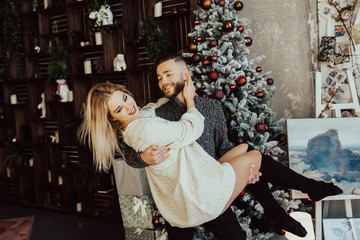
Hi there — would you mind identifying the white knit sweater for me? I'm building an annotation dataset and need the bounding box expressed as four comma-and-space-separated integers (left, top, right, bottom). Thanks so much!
122, 98, 235, 228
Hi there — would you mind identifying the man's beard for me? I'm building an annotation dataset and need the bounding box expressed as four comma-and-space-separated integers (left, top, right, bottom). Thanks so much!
164, 81, 185, 98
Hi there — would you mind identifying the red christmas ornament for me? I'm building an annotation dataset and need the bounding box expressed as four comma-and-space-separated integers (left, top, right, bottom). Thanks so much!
236, 75, 247, 86
195, 36, 202, 42
237, 25, 245, 33
192, 53, 202, 64
245, 37, 253, 46
197, 0, 201, 6
266, 78, 274, 85
229, 84, 236, 91
234, 1, 244, 11
208, 71, 219, 81
235, 137, 245, 145
211, 56, 218, 62
255, 122, 267, 133
276, 134, 287, 145
218, 0, 225, 6
222, 20, 235, 33
202, 59, 210, 66
256, 91, 264, 99
188, 42, 197, 53
256, 66, 262, 72
194, 19, 200, 25
200, 0, 212, 10
214, 90, 224, 100
209, 40, 217, 47
200, 84, 206, 90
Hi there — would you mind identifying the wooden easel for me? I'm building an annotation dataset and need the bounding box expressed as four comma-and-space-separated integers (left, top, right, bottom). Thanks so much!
315, 194, 360, 240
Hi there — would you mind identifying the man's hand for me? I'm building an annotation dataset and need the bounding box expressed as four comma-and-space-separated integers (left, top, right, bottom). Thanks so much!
248, 164, 262, 184
140, 145, 170, 165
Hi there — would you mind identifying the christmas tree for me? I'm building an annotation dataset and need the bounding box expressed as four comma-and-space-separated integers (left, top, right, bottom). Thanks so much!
183, 0, 306, 239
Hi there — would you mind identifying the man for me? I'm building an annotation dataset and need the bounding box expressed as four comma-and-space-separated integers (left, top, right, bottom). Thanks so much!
122, 54, 342, 239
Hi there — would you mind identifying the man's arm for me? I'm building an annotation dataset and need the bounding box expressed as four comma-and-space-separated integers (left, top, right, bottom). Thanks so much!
123, 142, 169, 168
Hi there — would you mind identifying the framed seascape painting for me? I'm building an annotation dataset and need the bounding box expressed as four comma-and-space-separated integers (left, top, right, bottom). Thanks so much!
287, 117, 360, 199
323, 218, 360, 240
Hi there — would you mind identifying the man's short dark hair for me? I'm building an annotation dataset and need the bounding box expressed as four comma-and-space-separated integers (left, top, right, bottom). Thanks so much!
156, 54, 187, 67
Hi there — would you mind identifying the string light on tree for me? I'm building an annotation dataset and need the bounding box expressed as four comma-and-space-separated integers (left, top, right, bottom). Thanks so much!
200, 84, 206, 90
229, 84, 236, 91
194, 19, 200, 25
200, 0, 212, 10
256, 66, 262, 72
188, 42, 197, 53
195, 36, 202, 42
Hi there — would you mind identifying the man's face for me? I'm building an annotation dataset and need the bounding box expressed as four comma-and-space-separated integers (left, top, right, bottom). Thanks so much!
156, 60, 185, 98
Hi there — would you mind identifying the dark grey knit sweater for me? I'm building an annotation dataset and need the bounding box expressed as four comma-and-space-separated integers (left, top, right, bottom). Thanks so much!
123, 97, 234, 168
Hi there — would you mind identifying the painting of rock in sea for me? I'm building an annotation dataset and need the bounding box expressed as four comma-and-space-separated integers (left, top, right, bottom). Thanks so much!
287, 118, 360, 198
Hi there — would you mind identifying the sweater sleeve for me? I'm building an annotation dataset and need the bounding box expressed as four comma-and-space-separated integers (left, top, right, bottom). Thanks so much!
140, 98, 169, 117
122, 142, 149, 168
124, 108, 205, 152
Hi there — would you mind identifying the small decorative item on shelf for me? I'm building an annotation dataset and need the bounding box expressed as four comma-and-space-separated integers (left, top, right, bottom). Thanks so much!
10, 94, 17, 105
154, 1, 162, 18
95, 32, 103, 45
44, 0, 48, 9
113, 54, 127, 71
37, 93, 46, 118
56, 79, 70, 102
68, 90, 73, 102
88, 0, 114, 41
93, 58, 105, 73
84, 59, 92, 74
71, 31, 86, 47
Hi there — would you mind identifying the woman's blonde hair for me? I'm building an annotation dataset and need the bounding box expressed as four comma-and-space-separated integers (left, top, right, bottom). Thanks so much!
77, 82, 133, 172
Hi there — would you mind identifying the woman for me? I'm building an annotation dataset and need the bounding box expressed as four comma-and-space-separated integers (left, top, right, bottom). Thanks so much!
78, 79, 262, 228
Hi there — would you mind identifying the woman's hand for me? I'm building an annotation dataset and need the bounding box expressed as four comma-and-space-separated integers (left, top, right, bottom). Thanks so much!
183, 71, 196, 109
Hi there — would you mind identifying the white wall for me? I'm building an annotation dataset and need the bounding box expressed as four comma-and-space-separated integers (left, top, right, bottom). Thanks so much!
241, 0, 360, 220
241, 0, 316, 120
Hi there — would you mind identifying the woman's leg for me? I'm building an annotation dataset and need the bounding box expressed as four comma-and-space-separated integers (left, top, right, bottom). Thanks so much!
220, 150, 262, 213
218, 143, 248, 164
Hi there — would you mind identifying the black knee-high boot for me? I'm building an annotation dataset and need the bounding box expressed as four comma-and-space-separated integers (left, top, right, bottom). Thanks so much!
247, 179, 307, 237
259, 154, 343, 201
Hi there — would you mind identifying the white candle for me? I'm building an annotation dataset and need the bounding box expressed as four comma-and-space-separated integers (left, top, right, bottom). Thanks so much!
68, 90, 73, 102
154, 2, 162, 18
58, 176, 63, 185
6, 167, 11, 178
29, 158, 34, 167
76, 202, 82, 212
84, 60, 92, 74
55, 130, 59, 143
95, 32, 102, 45
10, 94, 17, 105
48, 170, 52, 183
44, 0, 48, 9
